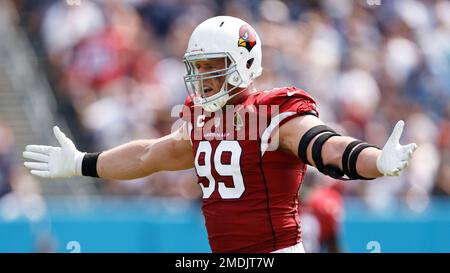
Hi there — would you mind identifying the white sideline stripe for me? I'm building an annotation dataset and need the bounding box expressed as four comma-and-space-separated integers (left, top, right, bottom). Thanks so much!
260, 112, 296, 156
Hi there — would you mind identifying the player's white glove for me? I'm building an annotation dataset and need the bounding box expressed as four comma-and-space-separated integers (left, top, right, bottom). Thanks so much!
376, 120, 417, 176
23, 126, 85, 178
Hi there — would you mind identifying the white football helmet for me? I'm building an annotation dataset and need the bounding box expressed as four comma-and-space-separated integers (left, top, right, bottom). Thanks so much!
183, 16, 263, 112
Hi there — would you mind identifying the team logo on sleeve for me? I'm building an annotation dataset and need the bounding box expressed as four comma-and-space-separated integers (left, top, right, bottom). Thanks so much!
238, 24, 257, 52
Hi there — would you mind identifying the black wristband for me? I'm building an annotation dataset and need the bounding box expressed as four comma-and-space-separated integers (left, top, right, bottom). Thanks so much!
82, 152, 101, 177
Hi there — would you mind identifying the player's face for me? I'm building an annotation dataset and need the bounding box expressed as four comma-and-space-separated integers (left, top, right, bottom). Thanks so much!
194, 58, 227, 98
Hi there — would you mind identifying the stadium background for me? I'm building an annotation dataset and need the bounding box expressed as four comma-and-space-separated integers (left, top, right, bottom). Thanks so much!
0, 0, 449, 252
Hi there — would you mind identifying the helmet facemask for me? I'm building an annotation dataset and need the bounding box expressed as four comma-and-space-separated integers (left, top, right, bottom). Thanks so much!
183, 52, 244, 112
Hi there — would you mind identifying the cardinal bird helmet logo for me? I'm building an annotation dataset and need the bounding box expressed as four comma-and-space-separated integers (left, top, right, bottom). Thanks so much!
238, 24, 257, 52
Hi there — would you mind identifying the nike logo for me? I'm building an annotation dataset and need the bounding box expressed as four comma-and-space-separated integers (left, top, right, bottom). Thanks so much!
287, 90, 299, 96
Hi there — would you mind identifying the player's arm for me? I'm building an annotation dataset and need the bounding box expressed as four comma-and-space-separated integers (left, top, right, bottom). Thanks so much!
279, 114, 417, 179
23, 124, 194, 180
97, 125, 193, 179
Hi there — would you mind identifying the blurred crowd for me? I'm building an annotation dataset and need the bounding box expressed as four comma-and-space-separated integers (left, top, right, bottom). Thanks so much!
0, 121, 14, 198
1, 0, 449, 219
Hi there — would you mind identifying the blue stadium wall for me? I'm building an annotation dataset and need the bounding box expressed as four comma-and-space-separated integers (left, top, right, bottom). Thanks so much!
0, 197, 449, 253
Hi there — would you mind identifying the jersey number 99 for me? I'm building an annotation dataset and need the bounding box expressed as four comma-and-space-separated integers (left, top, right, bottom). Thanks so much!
195, 141, 245, 199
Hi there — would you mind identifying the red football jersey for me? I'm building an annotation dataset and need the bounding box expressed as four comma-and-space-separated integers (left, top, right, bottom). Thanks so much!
180, 87, 318, 252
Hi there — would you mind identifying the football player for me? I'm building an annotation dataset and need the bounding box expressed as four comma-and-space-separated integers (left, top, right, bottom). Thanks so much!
23, 16, 417, 253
